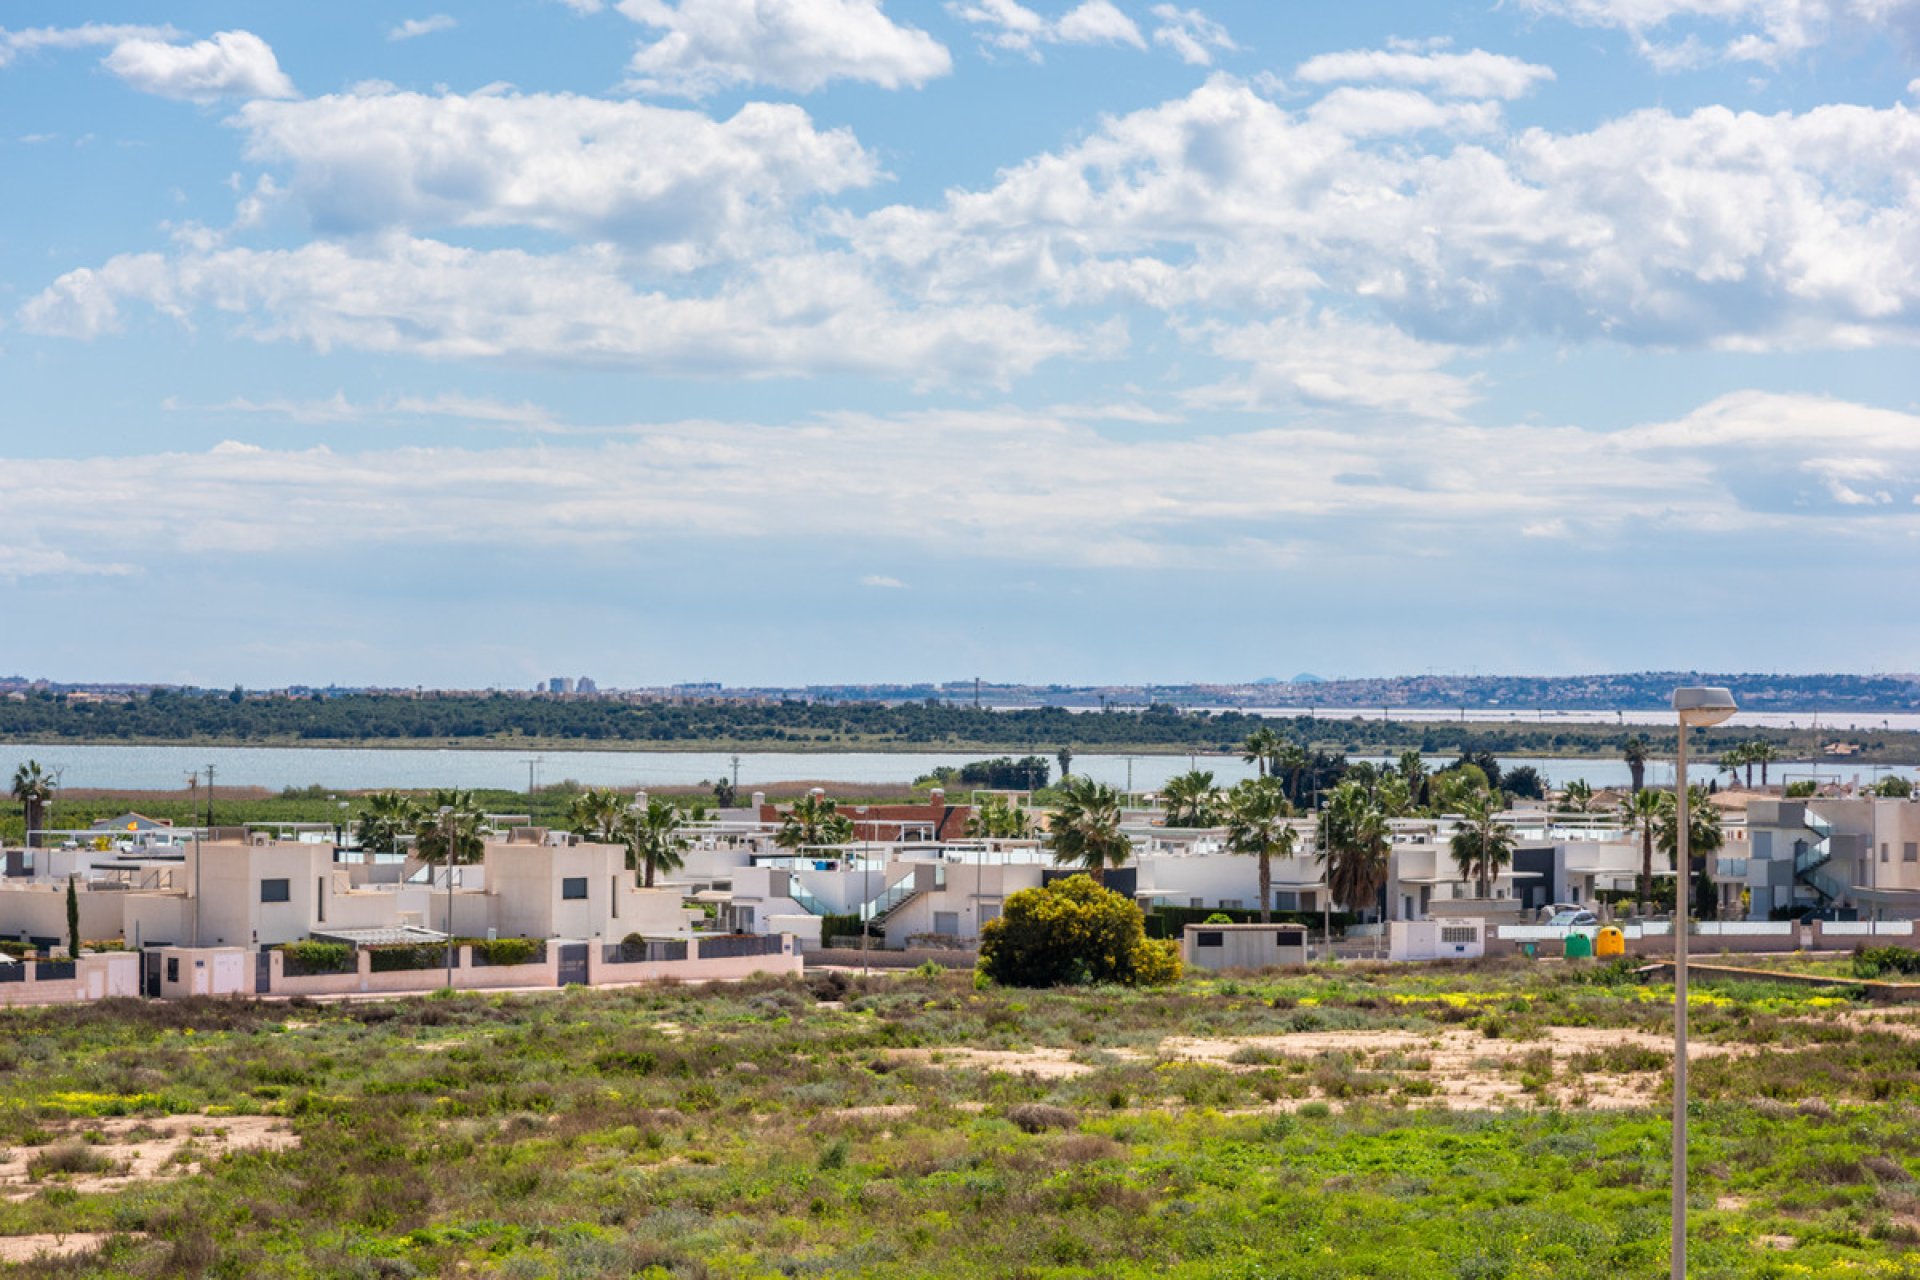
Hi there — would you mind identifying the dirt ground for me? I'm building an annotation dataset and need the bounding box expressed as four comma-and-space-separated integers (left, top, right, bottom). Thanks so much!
889, 1024, 1749, 1112
0, 1232, 144, 1263
0, 1114, 297, 1201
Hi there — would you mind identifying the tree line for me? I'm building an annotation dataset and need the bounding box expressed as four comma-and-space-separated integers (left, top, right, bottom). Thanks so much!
1, 690, 1900, 759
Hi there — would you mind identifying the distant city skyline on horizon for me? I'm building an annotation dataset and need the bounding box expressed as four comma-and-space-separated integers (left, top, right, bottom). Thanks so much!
5, 2, 1918, 686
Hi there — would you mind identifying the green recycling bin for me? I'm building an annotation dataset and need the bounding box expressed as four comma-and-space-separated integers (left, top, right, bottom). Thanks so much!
1563, 932, 1594, 959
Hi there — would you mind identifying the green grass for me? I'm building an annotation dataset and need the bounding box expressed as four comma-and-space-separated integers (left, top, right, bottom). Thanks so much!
1, 963, 1918, 1276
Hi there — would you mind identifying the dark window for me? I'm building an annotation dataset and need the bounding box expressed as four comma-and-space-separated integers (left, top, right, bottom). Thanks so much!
561, 877, 588, 900
1196, 931, 1223, 948
166, 958, 179, 983
260, 878, 291, 903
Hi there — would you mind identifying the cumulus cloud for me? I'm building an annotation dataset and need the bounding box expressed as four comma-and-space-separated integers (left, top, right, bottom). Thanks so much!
0, 23, 178, 67
388, 15, 457, 41
233, 90, 878, 266
1186, 311, 1479, 418
849, 78, 1920, 352
949, 0, 1145, 56
8, 393, 1916, 576
1293, 48, 1555, 99
618, 0, 951, 96
103, 30, 297, 101
18, 237, 1084, 387
1149, 5, 1235, 66
1516, 0, 1920, 66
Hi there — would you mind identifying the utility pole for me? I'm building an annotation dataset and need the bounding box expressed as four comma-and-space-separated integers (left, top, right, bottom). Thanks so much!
204, 763, 216, 830
974, 677, 981, 710
731, 755, 741, 788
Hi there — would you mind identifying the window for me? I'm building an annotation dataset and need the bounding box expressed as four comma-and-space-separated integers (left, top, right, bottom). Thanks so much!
933, 911, 959, 936
316, 878, 326, 922
561, 877, 588, 900
1196, 931, 1223, 948
1441, 926, 1478, 944
260, 879, 290, 903
611, 877, 620, 918
1905, 843, 1918, 864
166, 958, 179, 983
1883, 843, 1891, 863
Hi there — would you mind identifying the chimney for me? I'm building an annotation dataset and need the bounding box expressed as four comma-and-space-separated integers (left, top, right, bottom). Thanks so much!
751, 791, 766, 809
930, 788, 945, 808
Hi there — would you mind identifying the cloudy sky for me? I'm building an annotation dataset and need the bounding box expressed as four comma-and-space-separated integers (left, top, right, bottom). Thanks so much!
3, 1, 1918, 689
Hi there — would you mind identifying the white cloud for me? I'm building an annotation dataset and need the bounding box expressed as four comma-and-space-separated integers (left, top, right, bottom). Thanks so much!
103, 30, 297, 101
1187, 311, 1479, 418
860, 574, 908, 588
618, 0, 951, 96
174, 390, 559, 430
0, 544, 134, 582
1149, 5, 1235, 66
233, 90, 878, 265
388, 15, 457, 42
949, 0, 1145, 55
1516, 0, 1920, 66
1293, 48, 1556, 99
9, 393, 1916, 577
850, 78, 1920, 352
19, 237, 1085, 387
0, 23, 178, 67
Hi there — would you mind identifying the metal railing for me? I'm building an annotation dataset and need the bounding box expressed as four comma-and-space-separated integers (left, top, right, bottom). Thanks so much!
697, 934, 785, 960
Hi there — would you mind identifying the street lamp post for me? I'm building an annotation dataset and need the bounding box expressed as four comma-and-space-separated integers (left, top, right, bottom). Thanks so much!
438, 805, 456, 991
1671, 686, 1738, 1280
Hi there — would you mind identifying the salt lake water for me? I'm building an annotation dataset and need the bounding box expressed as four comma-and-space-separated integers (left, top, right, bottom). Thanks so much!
4, 742, 1914, 796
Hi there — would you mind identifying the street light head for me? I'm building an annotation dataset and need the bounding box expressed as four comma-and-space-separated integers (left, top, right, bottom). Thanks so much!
1673, 686, 1737, 728
437, 805, 455, 816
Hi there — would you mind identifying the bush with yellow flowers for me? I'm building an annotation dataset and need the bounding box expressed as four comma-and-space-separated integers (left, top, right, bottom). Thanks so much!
977, 874, 1181, 988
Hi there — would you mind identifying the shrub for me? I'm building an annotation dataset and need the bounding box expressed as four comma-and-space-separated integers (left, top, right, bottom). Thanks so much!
1203, 912, 1234, 924
1854, 946, 1920, 980
1006, 1103, 1076, 1133
280, 941, 354, 976
368, 943, 453, 973
469, 937, 540, 967
820, 914, 864, 944
977, 875, 1182, 988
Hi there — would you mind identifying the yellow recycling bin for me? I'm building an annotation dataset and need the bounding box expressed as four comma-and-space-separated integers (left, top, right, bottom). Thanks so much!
1594, 926, 1625, 959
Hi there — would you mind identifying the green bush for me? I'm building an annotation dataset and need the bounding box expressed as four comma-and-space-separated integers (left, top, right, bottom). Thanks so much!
368, 943, 453, 972
977, 875, 1181, 988
1853, 946, 1920, 979
1143, 905, 1352, 938
280, 941, 354, 976
469, 937, 540, 967
820, 913, 864, 944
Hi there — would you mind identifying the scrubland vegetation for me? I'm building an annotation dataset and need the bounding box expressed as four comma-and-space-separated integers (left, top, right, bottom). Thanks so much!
2, 961, 1920, 1276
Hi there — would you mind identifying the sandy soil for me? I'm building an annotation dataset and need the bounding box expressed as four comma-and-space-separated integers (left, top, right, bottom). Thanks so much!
888, 1025, 1755, 1112
0, 1114, 297, 1201
0, 1232, 145, 1262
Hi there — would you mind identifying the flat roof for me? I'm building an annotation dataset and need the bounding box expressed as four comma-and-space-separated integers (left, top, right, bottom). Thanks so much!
309, 925, 448, 947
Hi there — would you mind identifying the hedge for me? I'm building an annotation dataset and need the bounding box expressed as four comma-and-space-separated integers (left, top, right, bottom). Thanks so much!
368, 942, 457, 972
280, 941, 354, 976
1143, 905, 1354, 939
468, 937, 541, 967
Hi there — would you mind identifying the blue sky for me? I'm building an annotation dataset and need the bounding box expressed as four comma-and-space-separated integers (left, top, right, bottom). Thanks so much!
3, 0, 1918, 689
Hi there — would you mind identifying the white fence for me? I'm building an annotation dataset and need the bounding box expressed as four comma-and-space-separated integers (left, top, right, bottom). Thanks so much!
1819, 921, 1915, 937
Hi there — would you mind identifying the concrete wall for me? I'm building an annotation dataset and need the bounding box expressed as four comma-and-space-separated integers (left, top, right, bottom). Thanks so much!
1389, 920, 1487, 961
0, 953, 139, 1006
156, 946, 251, 998
0, 883, 130, 946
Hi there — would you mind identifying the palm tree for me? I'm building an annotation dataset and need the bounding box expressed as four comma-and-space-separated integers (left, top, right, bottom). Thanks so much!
355, 790, 421, 854
1160, 769, 1220, 828
568, 786, 626, 843
621, 796, 687, 887
1316, 780, 1390, 921
1752, 742, 1779, 788
967, 795, 1032, 839
10, 761, 55, 849
1224, 777, 1296, 923
774, 792, 854, 852
412, 802, 486, 864
1373, 772, 1414, 818
1622, 736, 1650, 794
1717, 749, 1746, 791
1275, 742, 1311, 806
1558, 779, 1594, 814
1047, 776, 1133, 886
1449, 790, 1515, 898
1623, 788, 1663, 912
1398, 749, 1427, 807
1240, 727, 1281, 779
1055, 746, 1074, 783
1656, 786, 1725, 919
